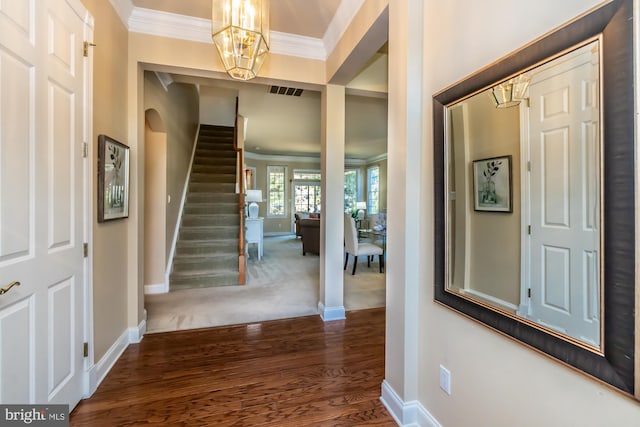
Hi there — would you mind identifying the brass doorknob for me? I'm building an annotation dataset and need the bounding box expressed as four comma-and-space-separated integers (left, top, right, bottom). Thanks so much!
0, 281, 21, 295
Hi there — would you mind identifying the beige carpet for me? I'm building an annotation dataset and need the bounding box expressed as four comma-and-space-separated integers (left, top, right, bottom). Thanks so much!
145, 235, 386, 333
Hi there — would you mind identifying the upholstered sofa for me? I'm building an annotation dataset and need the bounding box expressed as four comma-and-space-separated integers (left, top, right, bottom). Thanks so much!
298, 218, 320, 255
294, 212, 320, 238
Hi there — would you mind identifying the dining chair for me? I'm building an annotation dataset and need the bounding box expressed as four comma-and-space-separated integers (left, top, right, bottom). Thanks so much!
344, 214, 384, 275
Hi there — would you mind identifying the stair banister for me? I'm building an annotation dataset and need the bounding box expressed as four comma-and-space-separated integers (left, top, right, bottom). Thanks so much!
234, 97, 246, 285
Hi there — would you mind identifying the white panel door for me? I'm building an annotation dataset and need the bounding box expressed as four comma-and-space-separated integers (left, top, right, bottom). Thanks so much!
0, 0, 89, 408
528, 43, 600, 346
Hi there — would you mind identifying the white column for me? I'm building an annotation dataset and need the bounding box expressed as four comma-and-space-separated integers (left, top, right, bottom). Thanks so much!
318, 84, 346, 321
381, 0, 423, 416
127, 63, 145, 333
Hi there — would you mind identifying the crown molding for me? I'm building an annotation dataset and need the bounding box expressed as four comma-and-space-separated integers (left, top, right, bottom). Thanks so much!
127, 7, 327, 60
107, 0, 363, 60
245, 150, 383, 166
366, 153, 387, 163
323, 0, 365, 57
129, 8, 212, 44
245, 151, 320, 163
108, 0, 134, 28
345, 158, 365, 166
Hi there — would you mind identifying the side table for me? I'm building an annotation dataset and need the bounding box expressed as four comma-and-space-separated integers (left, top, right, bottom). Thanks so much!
245, 217, 264, 260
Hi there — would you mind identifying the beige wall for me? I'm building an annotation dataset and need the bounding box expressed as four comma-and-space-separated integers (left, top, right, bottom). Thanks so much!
143, 72, 199, 266
466, 92, 521, 306
81, 0, 129, 362
199, 86, 236, 126
128, 33, 326, 87
143, 122, 167, 286
410, 0, 640, 425
326, 0, 388, 83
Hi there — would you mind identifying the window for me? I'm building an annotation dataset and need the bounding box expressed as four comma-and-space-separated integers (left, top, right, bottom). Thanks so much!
293, 170, 321, 181
294, 183, 321, 213
344, 169, 358, 212
367, 166, 380, 214
293, 169, 321, 213
267, 165, 287, 217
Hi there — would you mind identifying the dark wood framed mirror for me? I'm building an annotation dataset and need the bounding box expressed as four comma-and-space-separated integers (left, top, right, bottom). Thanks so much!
433, 0, 635, 397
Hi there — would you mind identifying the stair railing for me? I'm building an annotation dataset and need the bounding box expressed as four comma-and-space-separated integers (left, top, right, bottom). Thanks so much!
234, 97, 246, 285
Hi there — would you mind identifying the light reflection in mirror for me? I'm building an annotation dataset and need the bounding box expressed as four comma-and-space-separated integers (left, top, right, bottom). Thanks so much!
445, 39, 602, 349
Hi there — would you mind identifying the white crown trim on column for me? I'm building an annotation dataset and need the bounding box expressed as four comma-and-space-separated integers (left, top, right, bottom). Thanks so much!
323, 0, 365, 57
108, 0, 134, 28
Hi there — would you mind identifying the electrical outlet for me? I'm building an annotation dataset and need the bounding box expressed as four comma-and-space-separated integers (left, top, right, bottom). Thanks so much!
439, 365, 451, 395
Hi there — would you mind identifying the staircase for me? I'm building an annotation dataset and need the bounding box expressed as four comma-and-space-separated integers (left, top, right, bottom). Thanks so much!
170, 125, 241, 290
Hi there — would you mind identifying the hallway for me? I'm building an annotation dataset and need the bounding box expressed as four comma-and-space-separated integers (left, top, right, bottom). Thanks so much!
70, 308, 394, 426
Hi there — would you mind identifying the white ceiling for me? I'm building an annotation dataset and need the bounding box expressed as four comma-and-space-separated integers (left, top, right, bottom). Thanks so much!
132, 0, 388, 160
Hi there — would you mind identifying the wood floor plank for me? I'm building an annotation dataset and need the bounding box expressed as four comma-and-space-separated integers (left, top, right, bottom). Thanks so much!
71, 308, 396, 426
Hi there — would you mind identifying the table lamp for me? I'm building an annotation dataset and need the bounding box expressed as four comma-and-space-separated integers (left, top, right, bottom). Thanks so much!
356, 201, 367, 220
246, 190, 263, 219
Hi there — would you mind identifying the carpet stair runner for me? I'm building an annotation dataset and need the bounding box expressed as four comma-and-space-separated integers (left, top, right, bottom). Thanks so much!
170, 125, 240, 290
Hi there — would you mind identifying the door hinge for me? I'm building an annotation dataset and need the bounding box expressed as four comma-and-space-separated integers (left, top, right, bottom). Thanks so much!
83, 41, 96, 57
82, 142, 88, 158
527, 161, 531, 172
83, 242, 88, 258
83, 342, 89, 358
527, 225, 531, 235
527, 288, 532, 298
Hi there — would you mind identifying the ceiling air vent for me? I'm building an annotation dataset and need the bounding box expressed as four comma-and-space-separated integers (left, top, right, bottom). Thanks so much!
269, 86, 303, 96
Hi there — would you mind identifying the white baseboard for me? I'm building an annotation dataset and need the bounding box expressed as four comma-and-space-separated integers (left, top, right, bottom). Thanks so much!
460, 288, 518, 312
129, 317, 146, 343
86, 317, 146, 396
87, 328, 129, 396
318, 302, 345, 321
144, 282, 168, 294
380, 380, 441, 427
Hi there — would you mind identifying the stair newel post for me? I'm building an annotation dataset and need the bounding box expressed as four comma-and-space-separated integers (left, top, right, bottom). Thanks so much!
235, 97, 246, 285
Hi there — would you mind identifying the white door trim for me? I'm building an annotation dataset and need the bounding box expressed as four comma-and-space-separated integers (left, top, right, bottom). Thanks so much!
518, 101, 531, 317
78, 1, 95, 400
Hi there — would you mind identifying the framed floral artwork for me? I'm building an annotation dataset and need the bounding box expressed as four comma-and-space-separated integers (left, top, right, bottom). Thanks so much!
98, 135, 130, 222
472, 155, 512, 212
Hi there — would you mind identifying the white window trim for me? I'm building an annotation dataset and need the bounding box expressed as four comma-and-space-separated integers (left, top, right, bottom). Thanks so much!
293, 169, 321, 181
367, 165, 380, 214
344, 168, 360, 211
267, 165, 288, 218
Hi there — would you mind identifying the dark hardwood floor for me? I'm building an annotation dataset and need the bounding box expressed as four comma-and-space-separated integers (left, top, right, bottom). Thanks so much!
71, 307, 396, 426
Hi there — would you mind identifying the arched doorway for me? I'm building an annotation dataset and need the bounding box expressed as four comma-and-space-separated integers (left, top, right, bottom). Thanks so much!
144, 109, 168, 293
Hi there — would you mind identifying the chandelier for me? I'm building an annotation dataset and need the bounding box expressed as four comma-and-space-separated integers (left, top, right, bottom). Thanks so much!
489, 74, 530, 108
211, 0, 270, 81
